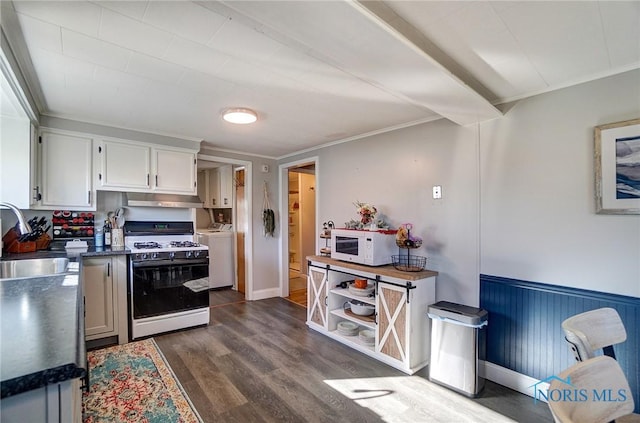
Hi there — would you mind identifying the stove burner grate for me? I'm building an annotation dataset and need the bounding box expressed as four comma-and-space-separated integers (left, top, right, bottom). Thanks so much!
169, 241, 201, 248
133, 241, 161, 249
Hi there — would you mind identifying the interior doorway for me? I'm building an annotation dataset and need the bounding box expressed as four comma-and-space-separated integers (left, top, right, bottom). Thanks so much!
280, 159, 318, 307
197, 154, 253, 300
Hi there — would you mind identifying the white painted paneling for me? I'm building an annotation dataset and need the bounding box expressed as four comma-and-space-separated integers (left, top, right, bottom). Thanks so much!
98, 9, 173, 58
95, 0, 148, 21
599, 2, 640, 67
480, 70, 640, 297
162, 36, 229, 76
13, 1, 101, 37
126, 53, 185, 84
207, 19, 282, 62
15, 13, 62, 53
61, 30, 132, 71
144, 1, 226, 44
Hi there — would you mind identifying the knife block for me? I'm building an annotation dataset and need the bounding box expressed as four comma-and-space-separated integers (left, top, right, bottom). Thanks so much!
2, 228, 46, 253
6, 240, 37, 253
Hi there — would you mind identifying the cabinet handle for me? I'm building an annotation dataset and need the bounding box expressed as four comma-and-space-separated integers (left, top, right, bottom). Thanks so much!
155, 175, 158, 186
87, 190, 91, 204
147, 174, 150, 185
325, 296, 328, 306
32, 186, 41, 201
224, 198, 228, 205
107, 262, 110, 277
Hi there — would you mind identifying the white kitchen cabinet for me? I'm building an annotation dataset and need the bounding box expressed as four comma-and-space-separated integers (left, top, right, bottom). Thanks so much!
197, 170, 213, 207
307, 255, 437, 374
95, 139, 151, 190
38, 129, 94, 210
95, 139, 197, 195
216, 164, 233, 208
0, 377, 82, 423
82, 255, 128, 344
197, 165, 233, 208
153, 147, 196, 194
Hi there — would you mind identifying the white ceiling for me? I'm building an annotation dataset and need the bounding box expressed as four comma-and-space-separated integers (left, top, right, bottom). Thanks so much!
4, 1, 639, 158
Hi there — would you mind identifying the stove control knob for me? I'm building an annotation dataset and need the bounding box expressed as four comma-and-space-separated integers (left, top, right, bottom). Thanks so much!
141, 253, 148, 260
151, 252, 159, 259
193, 250, 201, 258
186, 251, 193, 258
169, 252, 175, 260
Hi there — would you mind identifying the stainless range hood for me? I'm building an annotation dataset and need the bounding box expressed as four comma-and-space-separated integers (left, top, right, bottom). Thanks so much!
125, 193, 204, 208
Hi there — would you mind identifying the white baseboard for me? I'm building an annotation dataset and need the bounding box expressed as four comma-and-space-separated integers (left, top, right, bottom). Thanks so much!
480, 361, 549, 403
250, 287, 282, 301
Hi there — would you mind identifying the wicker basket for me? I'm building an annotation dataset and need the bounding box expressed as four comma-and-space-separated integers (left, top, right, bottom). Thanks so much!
395, 238, 423, 248
391, 254, 427, 272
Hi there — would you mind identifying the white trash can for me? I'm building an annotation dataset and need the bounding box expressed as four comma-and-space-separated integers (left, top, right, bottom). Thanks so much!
427, 301, 488, 397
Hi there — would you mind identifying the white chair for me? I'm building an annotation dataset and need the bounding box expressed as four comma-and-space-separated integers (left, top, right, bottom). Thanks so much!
548, 356, 640, 423
562, 307, 627, 361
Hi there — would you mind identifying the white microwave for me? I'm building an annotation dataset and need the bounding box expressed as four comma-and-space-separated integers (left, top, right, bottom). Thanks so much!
330, 228, 397, 266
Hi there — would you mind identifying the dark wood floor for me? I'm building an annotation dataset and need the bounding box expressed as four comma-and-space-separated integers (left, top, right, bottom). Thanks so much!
154, 292, 554, 423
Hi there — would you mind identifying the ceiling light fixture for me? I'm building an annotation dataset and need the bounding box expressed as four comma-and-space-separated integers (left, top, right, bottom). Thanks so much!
222, 108, 257, 124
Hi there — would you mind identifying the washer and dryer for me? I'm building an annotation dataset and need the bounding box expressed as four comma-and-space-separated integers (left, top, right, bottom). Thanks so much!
197, 227, 235, 289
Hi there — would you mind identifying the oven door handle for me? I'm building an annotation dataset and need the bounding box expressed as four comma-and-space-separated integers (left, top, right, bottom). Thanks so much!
132, 259, 209, 268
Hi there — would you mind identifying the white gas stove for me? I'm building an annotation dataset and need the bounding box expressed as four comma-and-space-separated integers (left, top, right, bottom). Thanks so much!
124, 221, 210, 340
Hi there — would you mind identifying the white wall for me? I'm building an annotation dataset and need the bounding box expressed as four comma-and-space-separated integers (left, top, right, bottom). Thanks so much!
284, 119, 482, 305
282, 69, 640, 304
480, 70, 640, 298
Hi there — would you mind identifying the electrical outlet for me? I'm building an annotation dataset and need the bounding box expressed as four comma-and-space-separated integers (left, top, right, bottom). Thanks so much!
432, 185, 442, 199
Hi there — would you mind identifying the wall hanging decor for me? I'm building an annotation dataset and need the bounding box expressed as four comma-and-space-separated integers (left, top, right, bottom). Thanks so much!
594, 118, 640, 214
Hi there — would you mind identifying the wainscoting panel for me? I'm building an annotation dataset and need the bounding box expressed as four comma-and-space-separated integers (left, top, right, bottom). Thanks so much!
480, 274, 639, 412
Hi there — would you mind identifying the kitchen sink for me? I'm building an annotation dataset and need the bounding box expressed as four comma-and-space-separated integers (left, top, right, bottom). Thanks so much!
0, 258, 69, 279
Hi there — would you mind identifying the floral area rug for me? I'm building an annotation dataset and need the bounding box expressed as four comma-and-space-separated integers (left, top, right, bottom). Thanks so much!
83, 338, 203, 423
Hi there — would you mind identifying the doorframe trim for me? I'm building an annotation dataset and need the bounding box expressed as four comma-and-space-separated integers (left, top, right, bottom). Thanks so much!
198, 154, 253, 300
278, 156, 319, 297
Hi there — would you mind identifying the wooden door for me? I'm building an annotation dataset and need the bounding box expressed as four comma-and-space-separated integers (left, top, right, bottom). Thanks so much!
235, 169, 246, 294
377, 282, 408, 364
307, 266, 328, 328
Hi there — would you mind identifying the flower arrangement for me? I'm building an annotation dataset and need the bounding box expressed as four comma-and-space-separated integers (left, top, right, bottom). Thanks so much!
344, 201, 389, 229
396, 223, 423, 248
354, 201, 377, 225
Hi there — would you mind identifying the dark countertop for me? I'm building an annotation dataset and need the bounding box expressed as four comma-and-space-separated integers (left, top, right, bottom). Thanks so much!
0, 272, 86, 398
1, 246, 130, 261
0, 246, 129, 398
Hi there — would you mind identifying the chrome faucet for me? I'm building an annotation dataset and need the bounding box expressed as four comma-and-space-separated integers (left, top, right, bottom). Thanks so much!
0, 202, 33, 234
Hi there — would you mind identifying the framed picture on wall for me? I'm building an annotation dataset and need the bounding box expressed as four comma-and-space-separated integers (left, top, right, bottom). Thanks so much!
595, 118, 640, 214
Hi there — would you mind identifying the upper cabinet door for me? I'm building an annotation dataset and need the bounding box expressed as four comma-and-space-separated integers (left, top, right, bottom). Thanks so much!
217, 164, 233, 208
40, 130, 94, 210
152, 148, 196, 194
96, 140, 151, 191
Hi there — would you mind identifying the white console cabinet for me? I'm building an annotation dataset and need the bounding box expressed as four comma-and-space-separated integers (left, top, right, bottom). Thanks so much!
307, 255, 437, 374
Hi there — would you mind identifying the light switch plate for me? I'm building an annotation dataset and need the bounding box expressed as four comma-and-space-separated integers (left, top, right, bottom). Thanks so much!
433, 185, 442, 199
